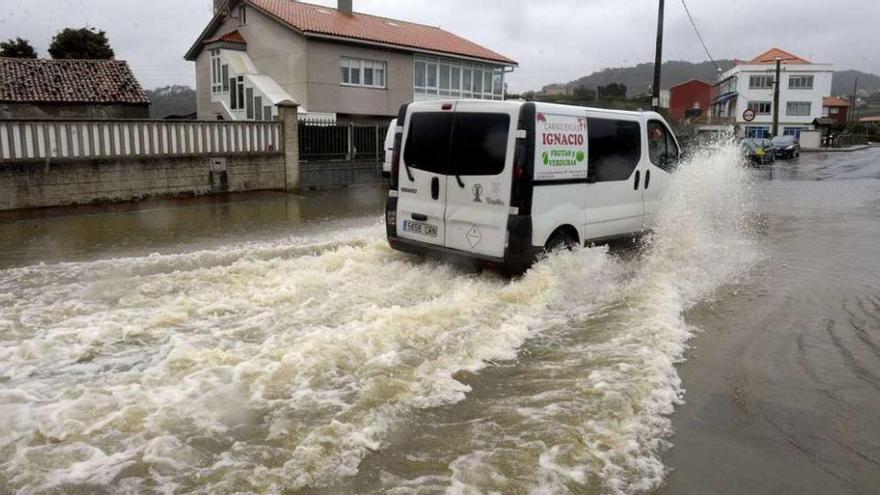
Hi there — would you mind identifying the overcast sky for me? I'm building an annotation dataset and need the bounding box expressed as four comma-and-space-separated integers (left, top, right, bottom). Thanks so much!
3, 0, 878, 92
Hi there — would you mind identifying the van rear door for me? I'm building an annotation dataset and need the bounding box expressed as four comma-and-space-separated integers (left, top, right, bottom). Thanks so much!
443, 102, 517, 258
396, 104, 452, 247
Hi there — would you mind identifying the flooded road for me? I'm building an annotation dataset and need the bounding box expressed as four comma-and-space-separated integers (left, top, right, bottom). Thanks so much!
0, 146, 877, 494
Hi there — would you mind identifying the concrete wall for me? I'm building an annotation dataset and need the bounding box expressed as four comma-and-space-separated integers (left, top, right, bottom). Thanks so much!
0, 153, 285, 211
306, 39, 413, 118
0, 103, 149, 120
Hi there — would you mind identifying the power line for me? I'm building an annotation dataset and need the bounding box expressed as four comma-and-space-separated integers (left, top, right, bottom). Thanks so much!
680, 0, 719, 73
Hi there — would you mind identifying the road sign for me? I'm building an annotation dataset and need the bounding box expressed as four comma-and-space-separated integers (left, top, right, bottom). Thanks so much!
743, 108, 756, 122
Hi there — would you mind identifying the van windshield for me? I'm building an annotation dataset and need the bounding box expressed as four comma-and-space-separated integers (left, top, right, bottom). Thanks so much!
404, 112, 510, 176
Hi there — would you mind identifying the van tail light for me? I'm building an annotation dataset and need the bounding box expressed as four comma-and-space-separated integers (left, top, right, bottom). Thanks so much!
510, 139, 528, 210
390, 132, 402, 190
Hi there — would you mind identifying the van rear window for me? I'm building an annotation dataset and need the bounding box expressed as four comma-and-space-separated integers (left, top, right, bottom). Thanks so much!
587, 119, 642, 182
403, 112, 510, 176
403, 112, 453, 175
450, 114, 510, 176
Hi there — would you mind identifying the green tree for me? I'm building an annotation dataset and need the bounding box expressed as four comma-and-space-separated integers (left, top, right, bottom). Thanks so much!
0, 38, 37, 58
48, 27, 114, 60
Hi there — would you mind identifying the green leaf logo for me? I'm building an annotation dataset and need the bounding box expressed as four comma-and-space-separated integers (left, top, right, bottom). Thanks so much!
576, 151, 585, 162
542, 152, 549, 165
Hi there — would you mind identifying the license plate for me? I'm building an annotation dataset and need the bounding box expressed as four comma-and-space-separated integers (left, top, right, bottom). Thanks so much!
402, 220, 438, 237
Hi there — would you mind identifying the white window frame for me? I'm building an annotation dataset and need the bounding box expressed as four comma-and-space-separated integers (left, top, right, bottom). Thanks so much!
340, 57, 387, 89
786, 101, 812, 116
749, 75, 773, 89
829, 107, 839, 115
413, 55, 505, 100
788, 75, 814, 90
210, 49, 223, 94
747, 101, 772, 115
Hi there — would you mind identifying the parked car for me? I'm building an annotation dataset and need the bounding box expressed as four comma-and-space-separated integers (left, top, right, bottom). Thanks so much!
740, 138, 775, 165
771, 135, 801, 159
386, 100, 680, 274
382, 118, 398, 179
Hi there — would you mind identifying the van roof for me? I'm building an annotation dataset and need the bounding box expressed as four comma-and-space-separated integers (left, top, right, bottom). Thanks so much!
406, 100, 659, 118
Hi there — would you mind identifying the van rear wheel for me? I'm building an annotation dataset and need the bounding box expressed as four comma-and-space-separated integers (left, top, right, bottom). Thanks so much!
545, 230, 578, 252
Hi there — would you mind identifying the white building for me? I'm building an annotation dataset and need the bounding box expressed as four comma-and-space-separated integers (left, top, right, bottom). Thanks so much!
711, 48, 833, 138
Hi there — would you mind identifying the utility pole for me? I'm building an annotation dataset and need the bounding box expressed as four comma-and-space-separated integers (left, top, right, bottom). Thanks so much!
771, 57, 781, 137
652, 0, 665, 112
850, 76, 858, 128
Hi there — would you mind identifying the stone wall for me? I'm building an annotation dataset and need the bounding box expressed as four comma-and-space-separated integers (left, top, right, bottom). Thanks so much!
0, 103, 150, 120
0, 153, 285, 211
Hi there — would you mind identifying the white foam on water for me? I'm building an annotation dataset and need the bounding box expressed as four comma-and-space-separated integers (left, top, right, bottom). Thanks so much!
0, 143, 759, 494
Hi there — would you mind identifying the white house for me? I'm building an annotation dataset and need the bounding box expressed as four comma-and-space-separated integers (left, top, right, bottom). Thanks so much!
711, 48, 833, 138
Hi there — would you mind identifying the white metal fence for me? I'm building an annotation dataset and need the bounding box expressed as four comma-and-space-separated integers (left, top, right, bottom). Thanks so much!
0, 120, 283, 162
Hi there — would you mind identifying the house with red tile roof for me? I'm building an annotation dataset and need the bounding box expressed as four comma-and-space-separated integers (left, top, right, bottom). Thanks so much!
710, 48, 834, 139
0, 58, 149, 119
821, 96, 850, 125
185, 0, 518, 122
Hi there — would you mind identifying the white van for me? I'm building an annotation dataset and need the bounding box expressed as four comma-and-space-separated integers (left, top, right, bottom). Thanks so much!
385, 101, 681, 273
382, 118, 397, 179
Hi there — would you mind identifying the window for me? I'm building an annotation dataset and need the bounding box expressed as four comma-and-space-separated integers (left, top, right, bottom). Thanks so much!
829, 107, 839, 115
783, 127, 805, 137
414, 60, 426, 91
403, 112, 510, 176
449, 113, 510, 176
340, 57, 386, 88
210, 50, 222, 93
439, 64, 450, 95
786, 101, 811, 116
747, 101, 771, 115
245, 87, 254, 119
426, 61, 437, 88
749, 75, 773, 89
746, 126, 770, 138
789, 75, 813, 89
364, 63, 374, 86
404, 112, 453, 175
236, 76, 244, 110
413, 56, 505, 100
647, 120, 680, 172
229, 77, 238, 109
587, 119, 642, 181
239, 5, 247, 25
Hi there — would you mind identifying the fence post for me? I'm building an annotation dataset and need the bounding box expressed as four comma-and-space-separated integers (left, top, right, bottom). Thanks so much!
277, 100, 301, 191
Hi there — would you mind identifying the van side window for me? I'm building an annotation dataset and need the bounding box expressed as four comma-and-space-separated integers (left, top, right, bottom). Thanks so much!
648, 121, 680, 172
587, 118, 642, 182
450, 114, 509, 176
404, 112, 453, 174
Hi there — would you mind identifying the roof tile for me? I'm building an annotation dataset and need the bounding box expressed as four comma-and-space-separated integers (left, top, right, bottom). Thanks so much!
749, 48, 811, 65
248, 0, 516, 65
823, 96, 850, 107
0, 58, 149, 105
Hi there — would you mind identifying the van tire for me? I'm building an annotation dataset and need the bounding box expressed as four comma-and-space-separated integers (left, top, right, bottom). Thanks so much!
545, 228, 578, 252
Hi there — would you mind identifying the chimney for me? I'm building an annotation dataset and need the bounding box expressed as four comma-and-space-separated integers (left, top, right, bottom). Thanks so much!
213, 0, 227, 15
338, 0, 353, 15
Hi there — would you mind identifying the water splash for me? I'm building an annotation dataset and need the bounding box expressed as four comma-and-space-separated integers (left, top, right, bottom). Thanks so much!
0, 144, 759, 494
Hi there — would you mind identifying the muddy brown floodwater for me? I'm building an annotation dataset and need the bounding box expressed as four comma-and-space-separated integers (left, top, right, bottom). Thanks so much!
0, 146, 878, 494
